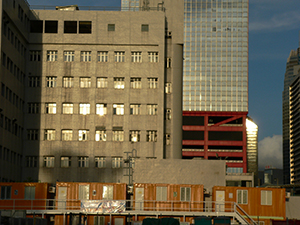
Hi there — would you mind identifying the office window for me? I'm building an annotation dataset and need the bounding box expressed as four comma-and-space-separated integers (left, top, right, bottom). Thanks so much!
79, 103, 90, 115
79, 130, 89, 141
130, 104, 140, 115
130, 78, 141, 89
44, 129, 55, 141
26, 156, 37, 167
130, 130, 140, 142
108, 24, 115, 31
261, 190, 272, 205
165, 83, 172, 93
112, 157, 122, 168
147, 104, 157, 115
96, 104, 107, 116
147, 130, 157, 142
43, 156, 55, 168
45, 103, 56, 114
103, 185, 113, 200
81, 51, 91, 62
98, 51, 108, 62
79, 21, 92, 34
113, 128, 124, 142
0, 186, 11, 199
30, 20, 43, 33
47, 50, 57, 61
156, 186, 167, 201
62, 130, 72, 141
95, 129, 106, 141
97, 77, 108, 88
115, 51, 125, 62
27, 130, 38, 140
62, 103, 73, 114
45, 20, 58, 33
63, 77, 74, 88
114, 77, 125, 89
78, 156, 89, 167
148, 78, 158, 89
166, 57, 171, 68
28, 76, 40, 87
64, 51, 74, 62
80, 77, 91, 88
64, 21, 77, 33
24, 186, 35, 200
61, 156, 71, 167
237, 190, 248, 204
131, 52, 142, 62
30, 51, 41, 61
180, 187, 191, 201
166, 109, 171, 120
113, 104, 124, 115
95, 157, 106, 168
141, 24, 149, 32
28, 103, 39, 114
148, 52, 158, 62
46, 76, 57, 87
165, 134, 170, 145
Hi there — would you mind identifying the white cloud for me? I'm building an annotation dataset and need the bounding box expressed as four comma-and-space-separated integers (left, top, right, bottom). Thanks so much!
258, 135, 282, 170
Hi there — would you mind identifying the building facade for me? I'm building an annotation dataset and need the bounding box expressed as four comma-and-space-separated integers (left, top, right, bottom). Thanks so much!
0, 0, 184, 183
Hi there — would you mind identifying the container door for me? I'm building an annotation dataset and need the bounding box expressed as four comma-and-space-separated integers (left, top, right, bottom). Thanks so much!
135, 187, 144, 210
215, 190, 225, 212
58, 187, 67, 210
114, 218, 124, 225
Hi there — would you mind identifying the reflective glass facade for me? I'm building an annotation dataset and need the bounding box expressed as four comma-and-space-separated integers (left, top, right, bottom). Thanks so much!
246, 117, 258, 186
183, 0, 248, 112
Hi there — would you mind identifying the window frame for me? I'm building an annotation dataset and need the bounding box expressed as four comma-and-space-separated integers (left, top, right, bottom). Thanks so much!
44, 129, 56, 141
237, 189, 248, 205
62, 130, 73, 141
97, 77, 108, 88
61, 156, 71, 168
79, 103, 91, 115
47, 50, 57, 62
95, 156, 106, 168
43, 156, 55, 168
80, 51, 91, 62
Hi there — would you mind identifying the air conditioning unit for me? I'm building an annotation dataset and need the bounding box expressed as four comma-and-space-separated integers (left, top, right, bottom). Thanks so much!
49, 186, 56, 193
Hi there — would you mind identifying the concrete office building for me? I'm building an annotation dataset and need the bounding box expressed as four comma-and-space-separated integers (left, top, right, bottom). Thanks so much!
283, 46, 300, 184
0, 0, 184, 183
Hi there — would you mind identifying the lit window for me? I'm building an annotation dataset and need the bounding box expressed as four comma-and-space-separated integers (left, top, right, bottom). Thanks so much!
180, 187, 191, 201
46, 76, 57, 87
79, 130, 89, 141
113, 128, 124, 142
112, 157, 122, 168
165, 109, 171, 120
27, 130, 38, 140
30, 51, 41, 61
80, 77, 91, 88
28, 103, 39, 114
130, 130, 140, 142
165, 134, 170, 145
98, 51, 108, 62
79, 103, 90, 115
61, 156, 71, 167
62, 103, 73, 114
1, 186, 12, 199
64, 51, 74, 62
130, 104, 140, 115
156, 186, 167, 201
24, 186, 35, 200
97, 77, 108, 88
165, 83, 172, 93
43, 156, 55, 168
141, 24, 149, 32
62, 130, 72, 141
26, 156, 37, 167
81, 51, 91, 62
95, 157, 106, 168
237, 190, 248, 204
148, 52, 158, 62
148, 78, 158, 88
28, 76, 40, 87
63, 77, 74, 88
45, 103, 56, 114
78, 156, 89, 167
147, 130, 157, 142
115, 51, 125, 62
113, 104, 124, 115
44, 129, 55, 141
261, 190, 272, 205
47, 50, 57, 61
96, 104, 107, 116
130, 78, 141, 89
103, 185, 114, 200
114, 77, 125, 89
95, 129, 106, 141
147, 104, 157, 115
131, 52, 142, 62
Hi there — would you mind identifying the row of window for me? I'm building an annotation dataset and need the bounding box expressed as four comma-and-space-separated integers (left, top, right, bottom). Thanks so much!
0, 114, 23, 138
0, 145, 22, 166
1, 83, 25, 111
29, 103, 167, 116
29, 129, 162, 142
2, 52, 26, 84
1, 186, 36, 200
237, 190, 272, 206
30, 50, 159, 63
33, 77, 162, 89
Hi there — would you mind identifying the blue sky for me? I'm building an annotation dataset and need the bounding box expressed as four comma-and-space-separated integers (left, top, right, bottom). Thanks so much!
28, 0, 300, 168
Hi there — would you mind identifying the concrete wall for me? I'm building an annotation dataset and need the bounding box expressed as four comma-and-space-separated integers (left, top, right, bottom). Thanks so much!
286, 196, 300, 219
